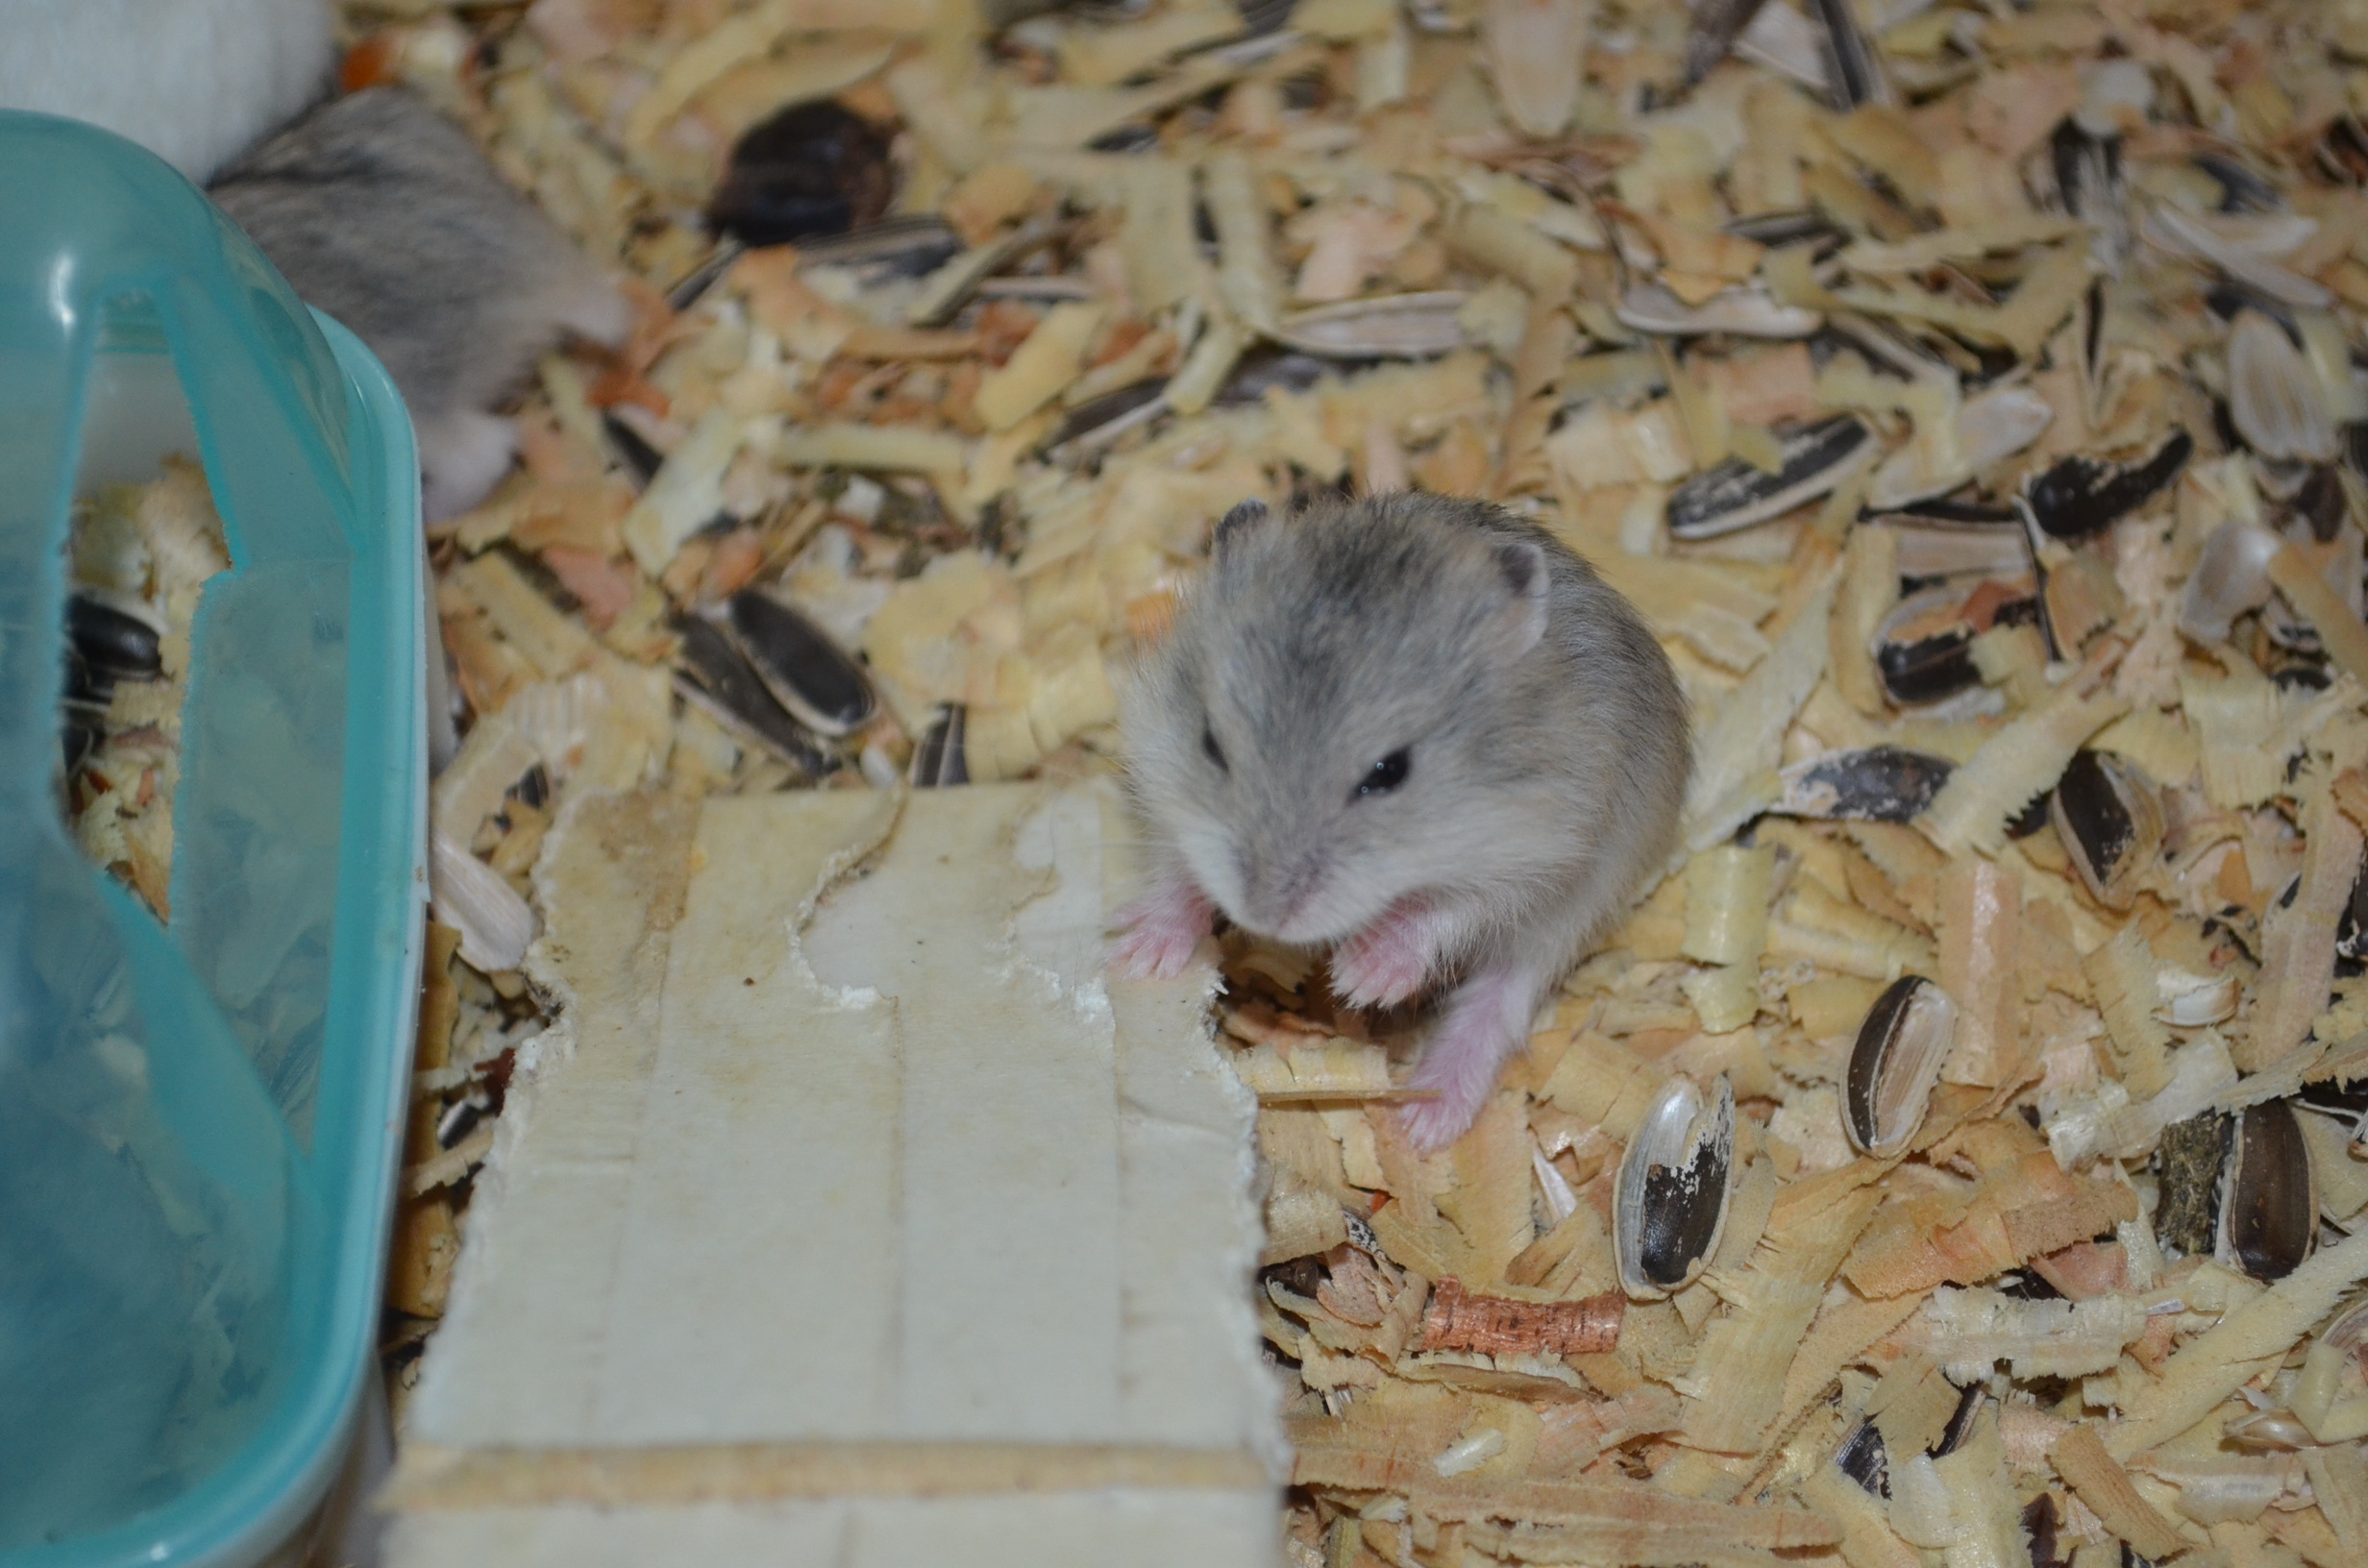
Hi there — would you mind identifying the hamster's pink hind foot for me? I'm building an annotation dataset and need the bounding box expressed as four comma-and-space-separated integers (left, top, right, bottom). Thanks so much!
1330, 897, 1442, 1011
1110, 872, 1214, 981
1398, 967, 1534, 1151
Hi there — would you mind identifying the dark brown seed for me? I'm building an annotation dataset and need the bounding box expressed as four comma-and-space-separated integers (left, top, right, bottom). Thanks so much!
709, 103, 893, 247
2153, 1112, 2232, 1260
2225, 1100, 2317, 1282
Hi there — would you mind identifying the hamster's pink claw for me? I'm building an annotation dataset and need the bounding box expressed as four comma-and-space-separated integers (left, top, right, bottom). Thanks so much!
1330, 911, 1434, 1010
1109, 880, 1214, 981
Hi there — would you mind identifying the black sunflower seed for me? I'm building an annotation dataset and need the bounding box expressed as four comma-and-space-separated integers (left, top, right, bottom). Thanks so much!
1777, 747, 1955, 822
722, 591, 876, 739
2024, 429, 2192, 540
1666, 415, 1873, 541
673, 615, 833, 776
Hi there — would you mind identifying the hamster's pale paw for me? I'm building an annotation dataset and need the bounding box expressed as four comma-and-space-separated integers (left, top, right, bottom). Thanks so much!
1397, 968, 1528, 1151
1330, 903, 1435, 1010
418, 410, 520, 523
1109, 877, 1214, 981
1397, 1070, 1491, 1153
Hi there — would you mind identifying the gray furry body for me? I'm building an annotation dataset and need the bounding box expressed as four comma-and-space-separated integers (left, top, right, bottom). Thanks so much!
1117, 493, 1690, 1147
211, 87, 627, 519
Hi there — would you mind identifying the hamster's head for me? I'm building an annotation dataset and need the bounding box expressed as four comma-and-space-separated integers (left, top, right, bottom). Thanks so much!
1120, 494, 1564, 946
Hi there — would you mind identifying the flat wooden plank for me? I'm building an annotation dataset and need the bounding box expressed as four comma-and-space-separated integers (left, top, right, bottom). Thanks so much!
388, 781, 1276, 1565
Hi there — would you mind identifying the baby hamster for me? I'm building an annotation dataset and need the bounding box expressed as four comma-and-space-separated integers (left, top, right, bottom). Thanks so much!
1115, 493, 1690, 1150
0, 0, 333, 184
210, 87, 629, 521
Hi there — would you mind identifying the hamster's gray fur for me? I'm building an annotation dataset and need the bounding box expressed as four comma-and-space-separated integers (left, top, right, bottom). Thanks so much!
1115, 493, 1690, 1149
210, 87, 628, 520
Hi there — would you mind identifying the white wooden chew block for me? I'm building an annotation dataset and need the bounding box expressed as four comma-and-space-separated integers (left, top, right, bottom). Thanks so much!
385, 781, 1280, 1566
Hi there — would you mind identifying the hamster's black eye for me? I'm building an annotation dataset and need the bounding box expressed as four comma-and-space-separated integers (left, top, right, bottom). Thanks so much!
1355, 748, 1410, 800
1202, 724, 1227, 772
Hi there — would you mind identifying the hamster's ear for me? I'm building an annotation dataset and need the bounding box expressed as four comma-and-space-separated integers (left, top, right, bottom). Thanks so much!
1211, 499, 1271, 564
1491, 540, 1550, 660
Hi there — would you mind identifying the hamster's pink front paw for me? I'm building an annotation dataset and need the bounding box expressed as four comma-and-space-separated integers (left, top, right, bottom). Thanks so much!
1110, 877, 1215, 981
1330, 905, 1435, 1010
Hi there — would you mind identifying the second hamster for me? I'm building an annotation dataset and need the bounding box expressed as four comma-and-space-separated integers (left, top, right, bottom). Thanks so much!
1114, 493, 1691, 1150
210, 87, 629, 521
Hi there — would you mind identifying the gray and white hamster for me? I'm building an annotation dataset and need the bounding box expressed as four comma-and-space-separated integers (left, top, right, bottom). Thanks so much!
210, 87, 629, 520
1115, 494, 1690, 1150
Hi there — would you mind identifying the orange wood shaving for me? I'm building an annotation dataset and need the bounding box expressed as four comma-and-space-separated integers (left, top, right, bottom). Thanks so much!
1418, 1278, 1624, 1357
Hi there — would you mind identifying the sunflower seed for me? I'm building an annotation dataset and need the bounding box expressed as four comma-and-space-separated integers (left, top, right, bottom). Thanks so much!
1665, 414, 1874, 539
2153, 968, 2238, 1028
2229, 308, 2339, 462
2049, 750, 2162, 910
1685, 0, 1772, 86
906, 213, 1064, 329
2145, 208, 2331, 311
1614, 1073, 1735, 1299
1270, 292, 1468, 359
1481, 0, 1590, 139
674, 615, 833, 775
1866, 384, 2054, 511
2023, 429, 2193, 540
1873, 586, 1986, 707
2222, 1100, 2317, 1283
2176, 520, 2282, 643
911, 704, 970, 787
722, 590, 877, 738
1777, 747, 1955, 823
1734, 0, 1830, 97
1836, 1420, 1888, 1498
1843, 975, 1956, 1158
66, 591, 164, 686
2320, 114, 2368, 187
431, 828, 540, 973
794, 215, 965, 279
1617, 282, 1822, 338
1809, 0, 1891, 111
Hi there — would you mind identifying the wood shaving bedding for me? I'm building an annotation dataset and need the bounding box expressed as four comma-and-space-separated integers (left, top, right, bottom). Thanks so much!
340, 0, 2368, 1558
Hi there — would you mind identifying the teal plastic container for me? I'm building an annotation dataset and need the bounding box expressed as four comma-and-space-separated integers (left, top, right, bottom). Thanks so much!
0, 113, 426, 1564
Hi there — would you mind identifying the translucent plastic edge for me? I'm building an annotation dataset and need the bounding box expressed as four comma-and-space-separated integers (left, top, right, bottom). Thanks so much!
14, 314, 427, 1568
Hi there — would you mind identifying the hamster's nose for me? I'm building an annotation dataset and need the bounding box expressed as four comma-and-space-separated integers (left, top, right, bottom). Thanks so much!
1238, 852, 1321, 937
